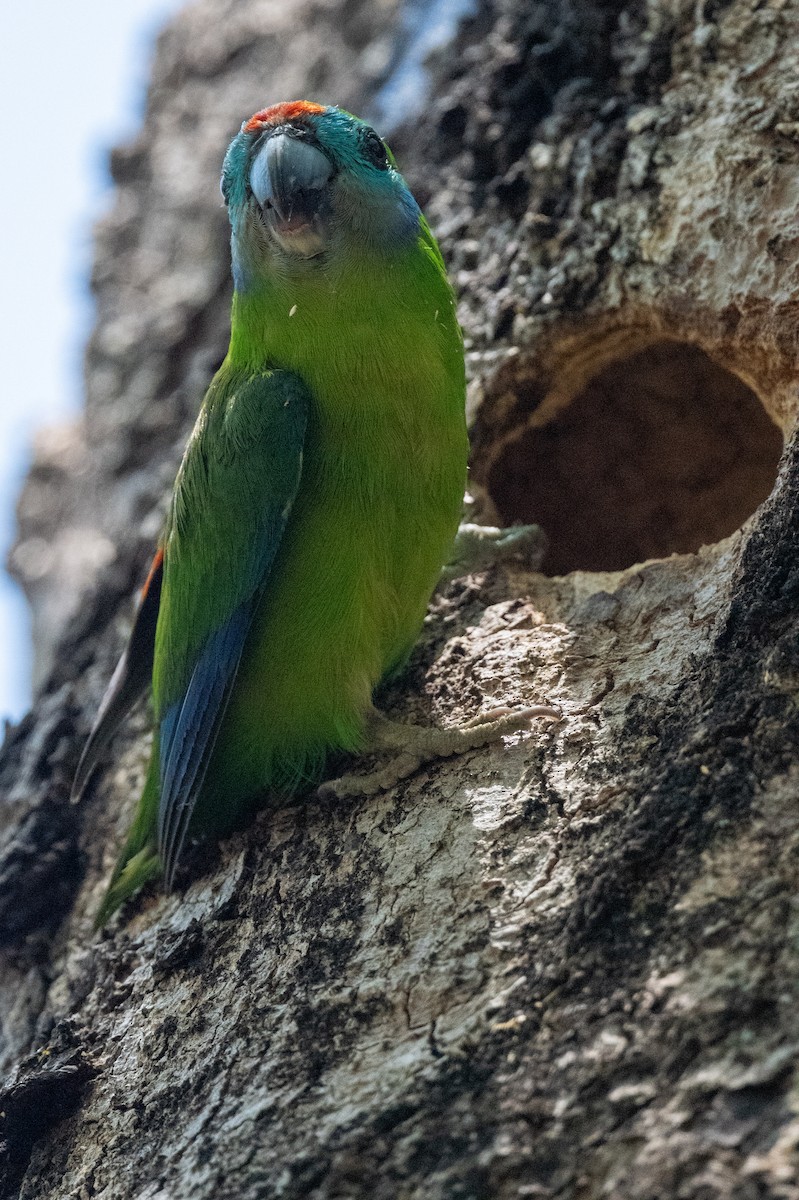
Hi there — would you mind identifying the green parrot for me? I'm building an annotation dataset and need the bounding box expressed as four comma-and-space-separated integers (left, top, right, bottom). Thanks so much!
74, 102, 557, 924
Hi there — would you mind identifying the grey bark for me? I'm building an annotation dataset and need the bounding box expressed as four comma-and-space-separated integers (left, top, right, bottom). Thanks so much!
2, 0, 799, 1197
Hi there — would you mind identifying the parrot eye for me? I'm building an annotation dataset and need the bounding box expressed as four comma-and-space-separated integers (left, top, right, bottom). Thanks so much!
360, 128, 389, 171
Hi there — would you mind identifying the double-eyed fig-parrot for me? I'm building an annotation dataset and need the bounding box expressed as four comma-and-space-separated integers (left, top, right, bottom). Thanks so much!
74, 102, 558, 924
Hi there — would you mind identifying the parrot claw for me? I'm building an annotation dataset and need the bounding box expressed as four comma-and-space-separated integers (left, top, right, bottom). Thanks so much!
316, 703, 562, 801
441, 523, 548, 582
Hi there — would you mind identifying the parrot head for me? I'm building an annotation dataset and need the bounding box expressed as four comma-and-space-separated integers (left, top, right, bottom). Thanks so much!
221, 102, 420, 284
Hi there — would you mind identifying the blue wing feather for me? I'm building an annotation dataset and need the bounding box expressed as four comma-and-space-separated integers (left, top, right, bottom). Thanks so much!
158, 605, 252, 885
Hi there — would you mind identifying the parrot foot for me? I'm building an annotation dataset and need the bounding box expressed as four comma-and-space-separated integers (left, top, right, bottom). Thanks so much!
317, 703, 562, 800
441, 523, 548, 582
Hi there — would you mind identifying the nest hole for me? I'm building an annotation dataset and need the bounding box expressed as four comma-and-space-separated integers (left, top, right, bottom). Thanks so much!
487, 341, 783, 575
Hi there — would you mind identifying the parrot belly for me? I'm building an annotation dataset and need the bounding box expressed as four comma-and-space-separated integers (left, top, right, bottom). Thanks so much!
196, 409, 465, 827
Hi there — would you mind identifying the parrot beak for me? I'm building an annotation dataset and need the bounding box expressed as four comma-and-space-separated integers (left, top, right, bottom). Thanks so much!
249, 130, 333, 257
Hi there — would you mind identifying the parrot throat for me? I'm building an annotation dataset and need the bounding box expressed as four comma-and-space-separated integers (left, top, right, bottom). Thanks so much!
226, 248, 418, 373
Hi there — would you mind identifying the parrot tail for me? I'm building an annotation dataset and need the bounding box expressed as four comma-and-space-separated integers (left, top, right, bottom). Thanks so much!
95, 746, 162, 928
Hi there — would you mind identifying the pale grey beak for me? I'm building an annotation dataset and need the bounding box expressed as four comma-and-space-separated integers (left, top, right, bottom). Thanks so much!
250, 132, 333, 228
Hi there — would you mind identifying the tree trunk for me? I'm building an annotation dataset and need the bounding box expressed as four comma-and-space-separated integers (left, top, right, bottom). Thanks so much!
3, 1, 799, 1196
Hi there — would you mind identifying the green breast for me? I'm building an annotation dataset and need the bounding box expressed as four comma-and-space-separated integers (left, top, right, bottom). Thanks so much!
203, 236, 467, 806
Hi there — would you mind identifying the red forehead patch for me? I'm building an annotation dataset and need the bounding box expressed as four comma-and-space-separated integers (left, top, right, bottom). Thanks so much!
244, 101, 326, 133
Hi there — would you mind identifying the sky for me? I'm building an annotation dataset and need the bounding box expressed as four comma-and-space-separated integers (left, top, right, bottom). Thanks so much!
0, 0, 184, 722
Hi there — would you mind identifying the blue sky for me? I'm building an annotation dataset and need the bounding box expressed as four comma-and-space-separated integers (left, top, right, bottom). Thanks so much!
0, 0, 183, 721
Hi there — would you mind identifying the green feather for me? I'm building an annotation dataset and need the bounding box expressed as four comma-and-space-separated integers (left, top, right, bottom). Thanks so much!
94, 749, 161, 928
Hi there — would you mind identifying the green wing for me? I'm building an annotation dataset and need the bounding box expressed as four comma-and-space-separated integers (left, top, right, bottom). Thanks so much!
154, 368, 310, 886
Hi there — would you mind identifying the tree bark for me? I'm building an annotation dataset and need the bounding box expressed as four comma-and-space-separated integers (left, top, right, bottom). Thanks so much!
3, 1, 799, 1196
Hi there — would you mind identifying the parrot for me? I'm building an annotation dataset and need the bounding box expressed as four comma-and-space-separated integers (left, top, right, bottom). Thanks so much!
73, 102, 558, 925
